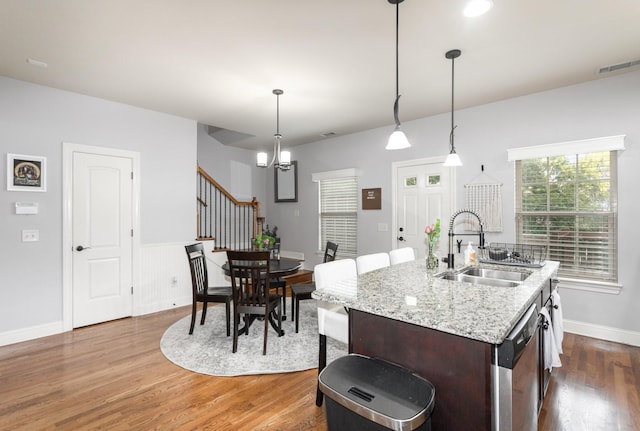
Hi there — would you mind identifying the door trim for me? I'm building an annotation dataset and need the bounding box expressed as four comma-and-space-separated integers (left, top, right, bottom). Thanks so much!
391, 156, 456, 250
62, 142, 141, 331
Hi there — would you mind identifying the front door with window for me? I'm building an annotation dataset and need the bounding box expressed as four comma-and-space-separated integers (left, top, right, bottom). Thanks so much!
394, 159, 453, 261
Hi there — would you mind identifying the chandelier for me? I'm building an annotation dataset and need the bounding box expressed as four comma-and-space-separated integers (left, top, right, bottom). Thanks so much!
257, 89, 291, 171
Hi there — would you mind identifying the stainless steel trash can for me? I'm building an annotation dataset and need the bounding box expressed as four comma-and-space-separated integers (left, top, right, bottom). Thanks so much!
319, 354, 435, 431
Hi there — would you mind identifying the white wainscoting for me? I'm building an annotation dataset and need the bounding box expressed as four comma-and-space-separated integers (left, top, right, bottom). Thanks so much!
136, 241, 233, 316
136, 242, 193, 315
136, 241, 232, 316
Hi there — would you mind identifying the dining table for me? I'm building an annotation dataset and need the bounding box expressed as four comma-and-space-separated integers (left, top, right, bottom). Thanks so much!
222, 256, 301, 336
221, 256, 301, 279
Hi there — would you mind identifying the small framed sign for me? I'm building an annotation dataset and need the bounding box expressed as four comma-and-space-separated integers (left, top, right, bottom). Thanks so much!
362, 187, 381, 210
7, 153, 47, 192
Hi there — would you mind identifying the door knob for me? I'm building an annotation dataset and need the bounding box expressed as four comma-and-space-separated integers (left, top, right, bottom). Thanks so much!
76, 245, 91, 251
397, 236, 404, 241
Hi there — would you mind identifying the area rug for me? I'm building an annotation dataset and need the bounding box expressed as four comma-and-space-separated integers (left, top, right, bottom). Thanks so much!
160, 301, 348, 376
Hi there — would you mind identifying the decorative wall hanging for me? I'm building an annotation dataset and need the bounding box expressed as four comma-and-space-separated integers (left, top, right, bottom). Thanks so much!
362, 188, 382, 210
464, 165, 502, 232
7, 153, 46, 192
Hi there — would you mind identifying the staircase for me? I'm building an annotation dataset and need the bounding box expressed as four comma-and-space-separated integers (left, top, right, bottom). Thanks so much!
197, 166, 262, 251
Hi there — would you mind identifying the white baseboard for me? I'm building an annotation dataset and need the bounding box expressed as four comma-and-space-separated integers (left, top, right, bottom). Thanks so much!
0, 321, 65, 347
134, 296, 191, 316
564, 319, 640, 347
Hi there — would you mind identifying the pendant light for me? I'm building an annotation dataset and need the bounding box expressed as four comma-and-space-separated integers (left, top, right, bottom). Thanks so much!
443, 49, 463, 167
385, 0, 410, 150
257, 89, 291, 171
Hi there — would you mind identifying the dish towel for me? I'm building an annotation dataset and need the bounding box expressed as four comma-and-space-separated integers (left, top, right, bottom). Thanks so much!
540, 307, 562, 371
551, 288, 564, 354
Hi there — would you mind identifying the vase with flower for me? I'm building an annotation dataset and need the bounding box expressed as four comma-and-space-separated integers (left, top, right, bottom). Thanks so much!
425, 219, 441, 271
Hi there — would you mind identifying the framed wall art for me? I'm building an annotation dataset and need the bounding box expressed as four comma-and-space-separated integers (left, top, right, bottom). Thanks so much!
6, 153, 47, 192
275, 160, 298, 202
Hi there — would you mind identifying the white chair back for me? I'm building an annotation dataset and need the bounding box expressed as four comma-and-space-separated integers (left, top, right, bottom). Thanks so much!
314, 259, 357, 296
389, 247, 415, 265
356, 252, 390, 274
314, 259, 356, 342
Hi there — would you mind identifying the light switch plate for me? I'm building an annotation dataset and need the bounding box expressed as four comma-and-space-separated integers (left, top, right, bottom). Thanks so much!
22, 229, 39, 242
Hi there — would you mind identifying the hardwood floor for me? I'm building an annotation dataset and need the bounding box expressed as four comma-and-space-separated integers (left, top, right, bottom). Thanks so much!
538, 332, 640, 431
1, 306, 638, 430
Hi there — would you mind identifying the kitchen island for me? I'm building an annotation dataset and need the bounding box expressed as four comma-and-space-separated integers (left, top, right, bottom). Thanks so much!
313, 259, 559, 431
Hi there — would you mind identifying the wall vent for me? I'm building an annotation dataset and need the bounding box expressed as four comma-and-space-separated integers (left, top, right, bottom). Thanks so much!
597, 59, 640, 74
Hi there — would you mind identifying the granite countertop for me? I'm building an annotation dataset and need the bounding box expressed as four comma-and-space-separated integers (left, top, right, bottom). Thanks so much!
312, 259, 559, 344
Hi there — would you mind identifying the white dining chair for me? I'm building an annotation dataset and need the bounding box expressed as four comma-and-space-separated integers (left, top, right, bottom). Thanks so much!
389, 247, 415, 265
356, 252, 390, 274
314, 258, 357, 406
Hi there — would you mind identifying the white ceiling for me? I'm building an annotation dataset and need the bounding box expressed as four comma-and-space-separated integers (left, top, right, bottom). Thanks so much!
1, 1, 639, 152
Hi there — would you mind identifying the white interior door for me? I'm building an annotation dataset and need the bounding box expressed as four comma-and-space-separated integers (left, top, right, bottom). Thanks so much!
394, 160, 453, 260
72, 152, 133, 327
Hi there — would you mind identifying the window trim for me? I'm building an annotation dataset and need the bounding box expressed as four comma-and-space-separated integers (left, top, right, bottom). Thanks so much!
511, 135, 625, 293
507, 135, 625, 161
313, 168, 358, 258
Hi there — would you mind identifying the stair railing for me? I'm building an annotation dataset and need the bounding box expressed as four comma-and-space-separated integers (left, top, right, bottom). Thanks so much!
197, 166, 261, 251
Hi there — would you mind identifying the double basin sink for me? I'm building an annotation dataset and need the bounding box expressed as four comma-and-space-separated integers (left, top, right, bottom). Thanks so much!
437, 266, 531, 288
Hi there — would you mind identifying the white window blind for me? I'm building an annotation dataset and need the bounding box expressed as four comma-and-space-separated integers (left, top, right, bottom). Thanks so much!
515, 150, 618, 282
318, 176, 358, 257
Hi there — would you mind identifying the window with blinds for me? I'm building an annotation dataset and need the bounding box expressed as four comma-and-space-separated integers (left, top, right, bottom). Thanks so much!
319, 176, 358, 257
515, 151, 618, 282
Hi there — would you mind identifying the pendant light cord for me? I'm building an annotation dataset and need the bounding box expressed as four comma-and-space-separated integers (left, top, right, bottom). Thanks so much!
393, 0, 401, 127
275, 91, 281, 138
395, 0, 399, 100
450, 53, 455, 149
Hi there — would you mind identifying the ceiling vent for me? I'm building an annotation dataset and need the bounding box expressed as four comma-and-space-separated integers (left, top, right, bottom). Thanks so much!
597, 59, 640, 74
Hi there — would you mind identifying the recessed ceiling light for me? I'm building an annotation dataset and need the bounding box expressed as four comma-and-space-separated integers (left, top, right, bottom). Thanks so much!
463, 0, 493, 17
26, 58, 48, 68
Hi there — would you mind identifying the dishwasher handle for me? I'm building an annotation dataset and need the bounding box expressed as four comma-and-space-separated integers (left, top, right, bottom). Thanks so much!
497, 304, 539, 369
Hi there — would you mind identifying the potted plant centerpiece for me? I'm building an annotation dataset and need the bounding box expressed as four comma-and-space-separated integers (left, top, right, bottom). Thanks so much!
254, 225, 280, 259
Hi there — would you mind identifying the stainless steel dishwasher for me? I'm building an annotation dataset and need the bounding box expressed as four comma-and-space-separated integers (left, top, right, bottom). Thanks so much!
492, 303, 541, 431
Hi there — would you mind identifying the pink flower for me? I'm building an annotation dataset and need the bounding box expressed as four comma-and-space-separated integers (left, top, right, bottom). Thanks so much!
425, 224, 434, 234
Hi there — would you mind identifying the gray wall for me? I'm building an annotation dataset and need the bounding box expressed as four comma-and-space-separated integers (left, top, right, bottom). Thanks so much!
264, 70, 640, 335
0, 77, 197, 333
2, 68, 638, 341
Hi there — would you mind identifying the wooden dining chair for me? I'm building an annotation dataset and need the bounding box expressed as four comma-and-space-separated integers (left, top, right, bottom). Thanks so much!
185, 243, 232, 336
291, 241, 338, 333
226, 250, 283, 355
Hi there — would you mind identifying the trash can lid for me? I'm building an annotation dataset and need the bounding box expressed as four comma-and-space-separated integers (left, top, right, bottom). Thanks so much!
319, 354, 435, 431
